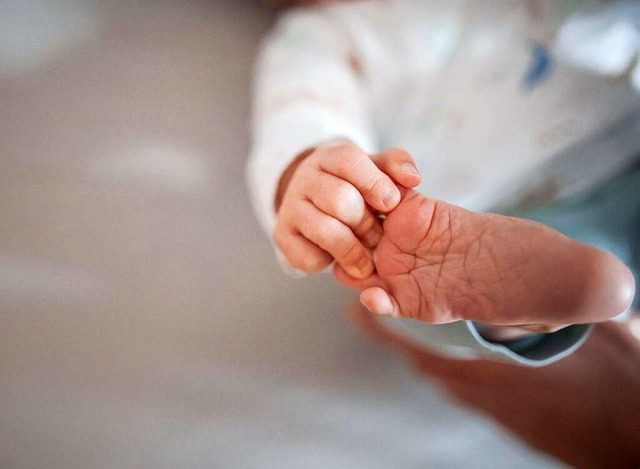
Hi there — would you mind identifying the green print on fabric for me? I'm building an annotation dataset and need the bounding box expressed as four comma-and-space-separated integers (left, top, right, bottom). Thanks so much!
282, 29, 312, 49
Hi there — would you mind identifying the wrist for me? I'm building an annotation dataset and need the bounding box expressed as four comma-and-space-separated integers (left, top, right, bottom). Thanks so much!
274, 147, 316, 213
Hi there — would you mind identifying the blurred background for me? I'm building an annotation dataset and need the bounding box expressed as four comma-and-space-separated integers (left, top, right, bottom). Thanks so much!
0, 1, 562, 467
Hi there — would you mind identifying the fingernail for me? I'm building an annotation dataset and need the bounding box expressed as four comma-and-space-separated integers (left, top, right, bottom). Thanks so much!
400, 162, 420, 177
355, 256, 373, 278
382, 188, 401, 209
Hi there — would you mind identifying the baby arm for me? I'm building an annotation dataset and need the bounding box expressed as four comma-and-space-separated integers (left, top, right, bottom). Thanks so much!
247, 8, 421, 274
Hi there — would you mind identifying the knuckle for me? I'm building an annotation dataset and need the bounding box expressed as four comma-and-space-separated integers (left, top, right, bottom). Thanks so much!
357, 213, 378, 233
330, 142, 359, 157
335, 238, 363, 262
329, 185, 361, 222
369, 173, 387, 192
339, 239, 363, 262
348, 149, 369, 170
335, 146, 367, 171
362, 173, 388, 199
291, 168, 315, 192
318, 228, 357, 261
282, 244, 331, 273
315, 217, 345, 244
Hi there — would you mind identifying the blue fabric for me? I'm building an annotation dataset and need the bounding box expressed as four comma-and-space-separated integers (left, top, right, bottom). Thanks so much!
523, 42, 554, 90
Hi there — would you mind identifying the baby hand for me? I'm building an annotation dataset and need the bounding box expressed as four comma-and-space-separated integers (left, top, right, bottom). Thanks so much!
274, 141, 422, 278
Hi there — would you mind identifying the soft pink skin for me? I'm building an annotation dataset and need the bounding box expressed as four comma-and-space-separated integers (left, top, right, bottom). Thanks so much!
275, 143, 421, 279
335, 190, 636, 328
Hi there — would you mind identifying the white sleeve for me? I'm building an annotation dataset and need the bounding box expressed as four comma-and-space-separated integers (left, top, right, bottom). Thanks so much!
554, 2, 640, 92
246, 9, 377, 245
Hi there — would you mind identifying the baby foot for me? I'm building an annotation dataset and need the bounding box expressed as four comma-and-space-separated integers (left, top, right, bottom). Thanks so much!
334, 190, 635, 328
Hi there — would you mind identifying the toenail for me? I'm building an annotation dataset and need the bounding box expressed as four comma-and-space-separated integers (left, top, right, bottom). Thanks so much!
377, 293, 394, 316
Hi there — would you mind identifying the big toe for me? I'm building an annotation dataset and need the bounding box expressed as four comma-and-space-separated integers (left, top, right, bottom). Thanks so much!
383, 190, 442, 247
